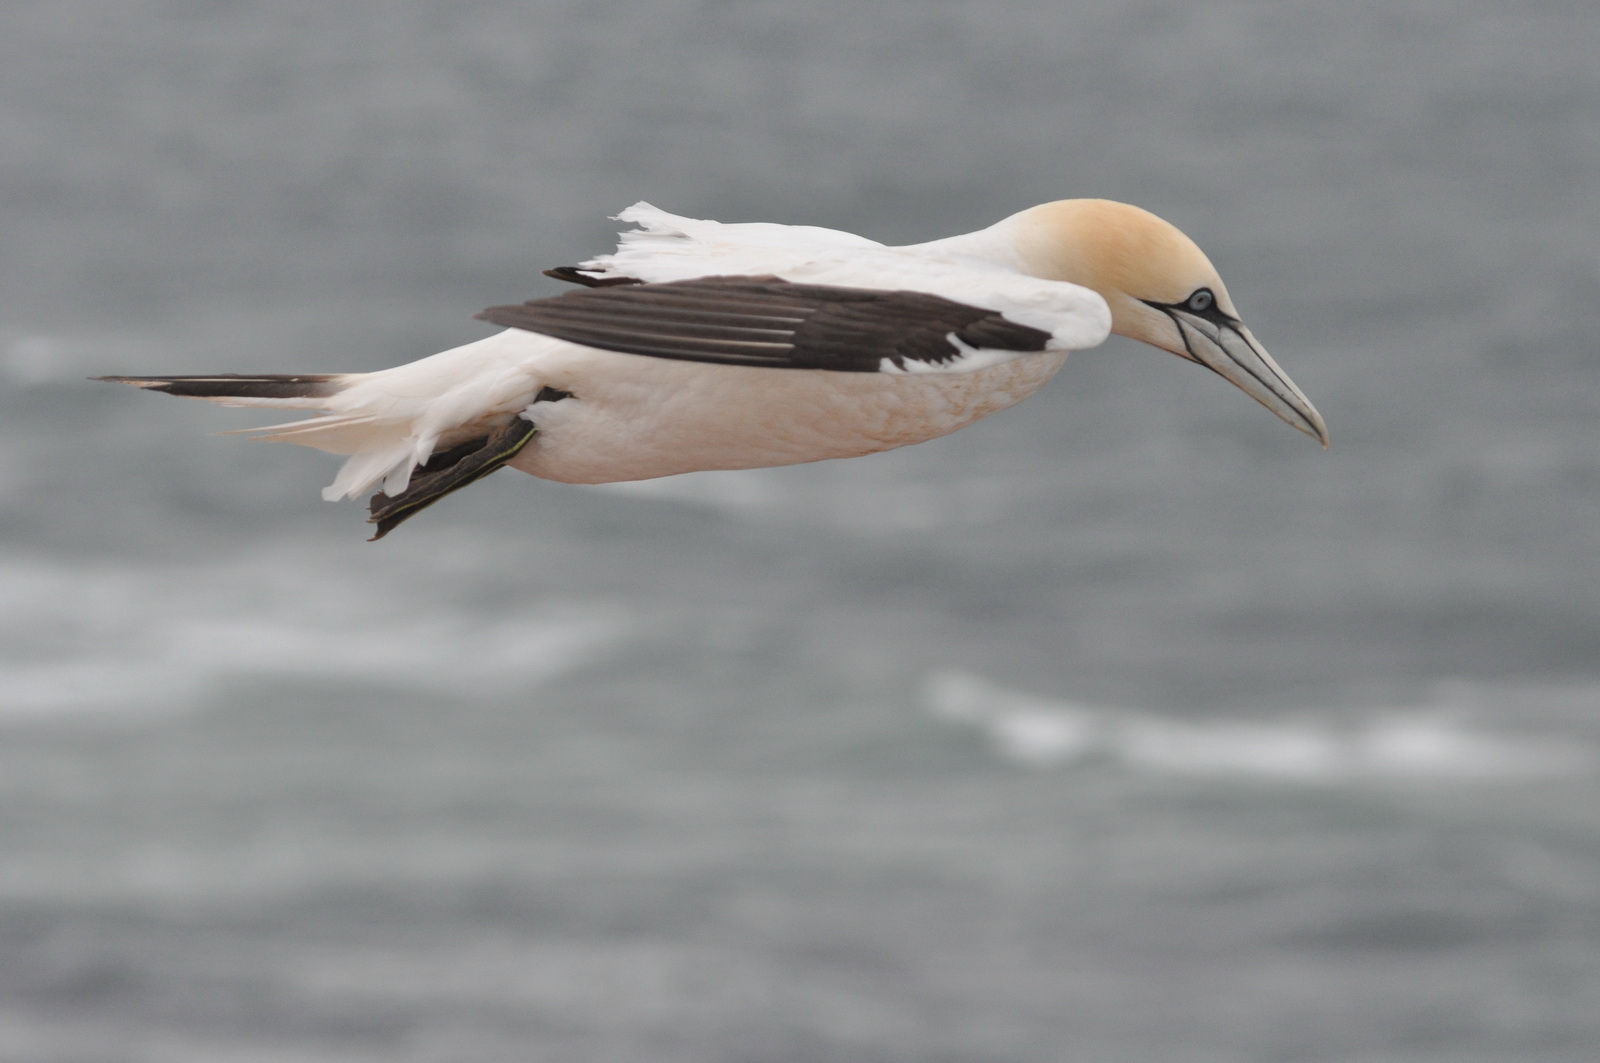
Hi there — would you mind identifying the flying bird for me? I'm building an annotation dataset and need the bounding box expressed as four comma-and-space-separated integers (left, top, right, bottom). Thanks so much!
100, 200, 1326, 539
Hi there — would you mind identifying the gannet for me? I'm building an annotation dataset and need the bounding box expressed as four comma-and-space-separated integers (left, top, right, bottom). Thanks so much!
100, 200, 1327, 539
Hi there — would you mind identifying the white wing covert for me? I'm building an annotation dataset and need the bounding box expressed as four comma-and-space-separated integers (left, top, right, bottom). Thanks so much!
537, 203, 1113, 369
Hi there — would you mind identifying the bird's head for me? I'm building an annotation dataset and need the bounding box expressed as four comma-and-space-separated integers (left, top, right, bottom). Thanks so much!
1005, 199, 1327, 446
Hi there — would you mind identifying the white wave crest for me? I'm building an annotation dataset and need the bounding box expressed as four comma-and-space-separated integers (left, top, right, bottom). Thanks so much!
0, 554, 634, 720
924, 670, 1596, 781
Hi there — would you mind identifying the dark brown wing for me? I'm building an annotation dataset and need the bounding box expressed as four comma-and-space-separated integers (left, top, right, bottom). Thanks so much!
541, 266, 641, 288
477, 275, 1052, 373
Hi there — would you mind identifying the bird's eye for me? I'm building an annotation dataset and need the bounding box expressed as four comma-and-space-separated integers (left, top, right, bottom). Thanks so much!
1185, 288, 1215, 313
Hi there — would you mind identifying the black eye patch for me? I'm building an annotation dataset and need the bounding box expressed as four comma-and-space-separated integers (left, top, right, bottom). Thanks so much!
1140, 289, 1234, 326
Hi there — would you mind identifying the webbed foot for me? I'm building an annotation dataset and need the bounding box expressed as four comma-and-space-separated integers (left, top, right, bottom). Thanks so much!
366, 417, 540, 541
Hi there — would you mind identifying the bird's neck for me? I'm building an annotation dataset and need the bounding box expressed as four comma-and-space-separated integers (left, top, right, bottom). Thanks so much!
898, 205, 1111, 294
895, 222, 1039, 273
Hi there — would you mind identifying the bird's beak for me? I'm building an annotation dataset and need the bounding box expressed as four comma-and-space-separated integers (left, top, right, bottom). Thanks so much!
1159, 309, 1328, 447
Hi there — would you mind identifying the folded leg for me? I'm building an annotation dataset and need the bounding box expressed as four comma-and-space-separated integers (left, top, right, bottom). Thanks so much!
366, 417, 540, 541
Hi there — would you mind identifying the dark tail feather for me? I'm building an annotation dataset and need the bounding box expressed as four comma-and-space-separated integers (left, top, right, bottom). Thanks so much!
95, 374, 344, 400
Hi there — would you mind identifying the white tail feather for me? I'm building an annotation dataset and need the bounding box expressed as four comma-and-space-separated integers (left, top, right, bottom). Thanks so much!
230, 413, 380, 453
110, 327, 555, 503
269, 330, 552, 500
230, 414, 420, 500
322, 436, 418, 501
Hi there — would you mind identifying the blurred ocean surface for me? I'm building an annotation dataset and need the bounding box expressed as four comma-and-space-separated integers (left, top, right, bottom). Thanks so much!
3, 1, 1600, 1060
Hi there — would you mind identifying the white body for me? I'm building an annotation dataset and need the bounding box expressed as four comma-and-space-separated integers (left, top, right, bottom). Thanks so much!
113, 198, 1329, 519
271, 204, 1112, 499
510, 339, 1071, 484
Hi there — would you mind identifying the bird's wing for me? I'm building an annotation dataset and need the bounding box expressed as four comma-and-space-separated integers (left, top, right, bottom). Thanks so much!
542, 266, 642, 288
571, 202, 887, 286
554, 204, 1113, 354
476, 276, 1056, 374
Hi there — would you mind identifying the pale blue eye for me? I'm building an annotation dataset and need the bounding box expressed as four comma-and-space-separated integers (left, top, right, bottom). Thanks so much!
1186, 289, 1214, 313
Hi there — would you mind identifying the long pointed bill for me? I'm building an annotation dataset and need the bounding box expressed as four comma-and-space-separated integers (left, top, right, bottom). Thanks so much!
1167, 312, 1328, 447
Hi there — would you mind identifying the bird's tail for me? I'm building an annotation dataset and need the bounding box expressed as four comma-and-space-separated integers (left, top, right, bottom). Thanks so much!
98, 329, 551, 532
96, 371, 426, 501
95, 373, 349, 406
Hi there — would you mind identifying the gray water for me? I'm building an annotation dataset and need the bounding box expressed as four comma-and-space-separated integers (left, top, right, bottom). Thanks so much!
4, 1, 1600, 1060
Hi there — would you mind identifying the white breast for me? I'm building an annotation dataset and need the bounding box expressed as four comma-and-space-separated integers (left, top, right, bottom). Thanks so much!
507, 343, 1071, 484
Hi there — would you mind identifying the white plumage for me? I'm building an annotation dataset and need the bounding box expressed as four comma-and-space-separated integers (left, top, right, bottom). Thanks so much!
588, 203, 1110, 350
101, 198, 1326, 538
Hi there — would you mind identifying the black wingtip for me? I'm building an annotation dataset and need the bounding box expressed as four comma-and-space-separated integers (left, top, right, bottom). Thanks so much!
474, 305, 530, 331
94, 375, 172, 389
93, 373, 343, 399
541, 266, 642, 288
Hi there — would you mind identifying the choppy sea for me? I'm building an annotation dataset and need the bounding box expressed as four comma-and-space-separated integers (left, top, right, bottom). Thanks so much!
3, 1, 1600, 1060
